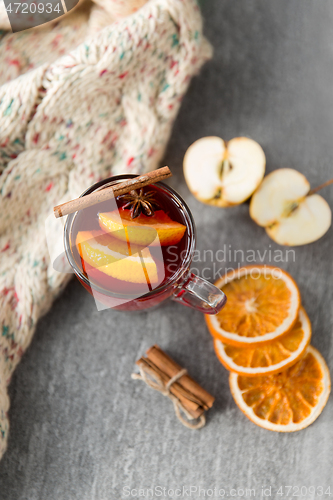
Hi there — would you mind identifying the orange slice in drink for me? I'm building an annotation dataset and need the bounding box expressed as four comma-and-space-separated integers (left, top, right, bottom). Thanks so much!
214, 307, 311, 376
99, 209, 186, 247
205, 265, 301, 346
229, 346, 331, 431
76, 230, 158, 284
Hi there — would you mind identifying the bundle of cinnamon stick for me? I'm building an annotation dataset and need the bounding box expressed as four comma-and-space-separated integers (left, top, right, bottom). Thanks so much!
134, 345, 215, 421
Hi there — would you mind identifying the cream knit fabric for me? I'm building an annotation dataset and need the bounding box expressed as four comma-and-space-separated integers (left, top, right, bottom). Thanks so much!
0, 0, 212, 459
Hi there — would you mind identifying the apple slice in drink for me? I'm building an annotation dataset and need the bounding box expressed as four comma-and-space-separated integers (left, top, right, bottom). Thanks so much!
76, 230, 158, 284
99, 209, 186, 247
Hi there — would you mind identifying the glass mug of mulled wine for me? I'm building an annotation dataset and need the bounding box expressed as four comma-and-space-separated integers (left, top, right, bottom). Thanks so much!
64, 174, 227, 313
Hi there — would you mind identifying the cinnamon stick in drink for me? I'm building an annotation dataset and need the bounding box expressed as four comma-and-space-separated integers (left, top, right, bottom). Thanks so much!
53, 166, 172, 218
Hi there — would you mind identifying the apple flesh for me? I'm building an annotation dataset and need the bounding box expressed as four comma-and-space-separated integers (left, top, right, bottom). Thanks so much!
250, 168, 332, 246
183, 136, 266, 207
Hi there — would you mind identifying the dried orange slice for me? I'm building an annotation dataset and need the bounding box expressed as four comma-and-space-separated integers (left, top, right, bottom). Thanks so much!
76, 230, 158, 284
99, 209, 186, 247
229, 346, 331, 432
214, 307, 311, 376
205, 265, 301, 346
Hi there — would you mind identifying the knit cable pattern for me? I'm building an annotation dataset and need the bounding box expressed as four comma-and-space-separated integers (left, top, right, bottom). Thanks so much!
0, 0, 212, 458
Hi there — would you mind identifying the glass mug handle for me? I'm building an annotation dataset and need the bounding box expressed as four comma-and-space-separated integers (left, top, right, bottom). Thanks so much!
172, 273, 227, 314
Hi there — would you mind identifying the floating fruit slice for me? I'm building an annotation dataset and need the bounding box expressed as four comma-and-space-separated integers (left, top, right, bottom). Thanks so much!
214, 307, 311, 376
229, 346, 331, 431
183, 136, 266, 207
205, 265, 301, 346
99, 209, 186, 247
250, 169, 332, 246
76, 230, 158, 284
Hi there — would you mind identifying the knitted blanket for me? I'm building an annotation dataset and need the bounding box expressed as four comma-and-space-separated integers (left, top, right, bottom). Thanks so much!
0, 0, 212, 459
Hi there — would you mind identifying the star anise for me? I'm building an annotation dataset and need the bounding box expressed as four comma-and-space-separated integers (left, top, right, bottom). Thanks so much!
119, 189, 160, 219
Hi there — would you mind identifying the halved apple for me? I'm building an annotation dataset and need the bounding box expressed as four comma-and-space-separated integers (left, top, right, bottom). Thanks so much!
183, 136, 266, 207
250, 169, 332, 246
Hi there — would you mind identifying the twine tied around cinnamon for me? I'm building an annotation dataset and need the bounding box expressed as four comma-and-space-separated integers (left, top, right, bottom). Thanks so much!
131, 345, 215, 430
132, 367, 206, 429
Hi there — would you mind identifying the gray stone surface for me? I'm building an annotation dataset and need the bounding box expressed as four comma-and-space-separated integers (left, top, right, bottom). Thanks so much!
1, 0, 333, 498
